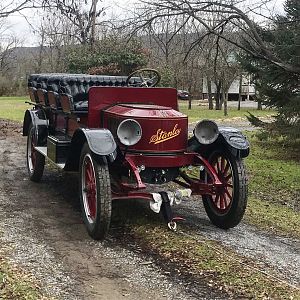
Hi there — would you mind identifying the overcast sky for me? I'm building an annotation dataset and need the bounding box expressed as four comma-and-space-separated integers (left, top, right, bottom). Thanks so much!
5, 0, 285, 47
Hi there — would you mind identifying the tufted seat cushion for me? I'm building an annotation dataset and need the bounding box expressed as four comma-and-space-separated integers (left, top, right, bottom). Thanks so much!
28, 73, 141, 111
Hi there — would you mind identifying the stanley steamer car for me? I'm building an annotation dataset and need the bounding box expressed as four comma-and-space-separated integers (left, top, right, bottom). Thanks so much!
23, 69, 249, 240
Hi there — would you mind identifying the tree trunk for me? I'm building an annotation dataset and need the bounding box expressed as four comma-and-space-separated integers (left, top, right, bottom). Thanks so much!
223, 89, 228, 116
238, 73, 243, 111
215, 81, 222, 110
247, 74, 250, 101
255, 82, 262, 110
188, 95, 192, 110
90, 0, 98, 50
220, 92, 224, 109
207, 76, 213, 110
257, 99, 262, 110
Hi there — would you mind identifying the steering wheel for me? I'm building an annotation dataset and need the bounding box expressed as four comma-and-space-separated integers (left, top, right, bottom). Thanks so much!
126, 68, 161, 87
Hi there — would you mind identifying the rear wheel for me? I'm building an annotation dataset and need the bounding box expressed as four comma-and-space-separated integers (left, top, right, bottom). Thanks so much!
26, 124, 45, 182
202, 150, 247, 229
79, 143, 112, 240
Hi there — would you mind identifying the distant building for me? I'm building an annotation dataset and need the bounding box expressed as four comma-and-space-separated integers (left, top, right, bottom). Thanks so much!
202, 74, 256, 101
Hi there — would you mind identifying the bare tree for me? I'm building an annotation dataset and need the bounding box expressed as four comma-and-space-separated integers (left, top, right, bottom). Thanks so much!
0, 21, 21, 74
0, 0, 47, 18
0, 1, 32, 18
31, 11, 79, 72
43, 0, 107, 48
133, 0, 300, 74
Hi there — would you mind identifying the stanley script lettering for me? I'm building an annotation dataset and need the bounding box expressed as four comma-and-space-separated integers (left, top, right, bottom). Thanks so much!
149, 124, 181, 144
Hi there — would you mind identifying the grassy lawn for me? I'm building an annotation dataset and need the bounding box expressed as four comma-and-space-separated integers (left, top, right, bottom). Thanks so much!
178, 100, 276, 122
0, 97, 277, 123
0, 97, 29, 122
127, 224, 300, 300
245, 134, 300, 237
0, 256, 43, 299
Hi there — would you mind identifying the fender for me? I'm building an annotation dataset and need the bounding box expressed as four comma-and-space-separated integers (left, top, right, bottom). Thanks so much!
73, 128, 116, 156
64, 128, 117, 171
23, 109, 48, 136
218, 127, 250, 158
188, 126, 249, 158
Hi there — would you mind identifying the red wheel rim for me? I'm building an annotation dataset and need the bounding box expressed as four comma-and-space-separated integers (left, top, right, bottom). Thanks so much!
27, 128, 37, 173
82, 154, 97, 223
31, 133, 36, 169
210, 155, 234, 213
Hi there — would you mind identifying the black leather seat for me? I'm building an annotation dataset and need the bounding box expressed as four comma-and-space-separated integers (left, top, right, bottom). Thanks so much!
27, 73, 140, 112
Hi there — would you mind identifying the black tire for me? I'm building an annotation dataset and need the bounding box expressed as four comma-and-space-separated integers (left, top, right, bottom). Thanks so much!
202, 150, 248, 229
26, 124, 45, 182
79, 143, 112, 240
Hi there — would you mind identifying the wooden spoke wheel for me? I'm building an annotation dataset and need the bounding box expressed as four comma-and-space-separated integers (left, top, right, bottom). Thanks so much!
202, 151, 248, 229
79, 143, 111, 240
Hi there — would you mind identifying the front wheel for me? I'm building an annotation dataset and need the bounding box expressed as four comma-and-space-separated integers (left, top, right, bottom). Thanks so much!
79, 143, 112, 240
202, 150, 248, 229
26, 124, 45, 182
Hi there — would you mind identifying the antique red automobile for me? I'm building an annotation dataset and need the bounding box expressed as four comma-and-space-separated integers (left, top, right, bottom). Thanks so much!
23, 69, 249, 240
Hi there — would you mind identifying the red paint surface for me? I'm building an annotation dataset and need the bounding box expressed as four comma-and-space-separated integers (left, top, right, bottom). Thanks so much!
88, 87, 178, 128
126, 153, 193, 168
103, 104, 188, 153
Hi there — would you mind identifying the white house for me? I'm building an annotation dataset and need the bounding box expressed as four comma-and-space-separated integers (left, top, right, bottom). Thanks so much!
202, 74, 256, 101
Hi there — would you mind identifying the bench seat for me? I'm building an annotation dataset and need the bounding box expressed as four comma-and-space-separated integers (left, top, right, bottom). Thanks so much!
28, 73, 141, 111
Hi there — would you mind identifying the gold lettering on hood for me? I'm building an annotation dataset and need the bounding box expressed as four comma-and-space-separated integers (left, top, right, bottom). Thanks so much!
149, 124, 181, 144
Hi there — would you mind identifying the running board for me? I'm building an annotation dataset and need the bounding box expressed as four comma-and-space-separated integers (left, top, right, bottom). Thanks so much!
35, 146, 65, 169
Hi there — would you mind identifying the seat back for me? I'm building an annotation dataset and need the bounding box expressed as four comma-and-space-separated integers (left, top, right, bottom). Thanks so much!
28, 87, 39, 103
27, 73, 141, 111
60, 94, 74, 114
48, 91, 59, 109
36, 89, 48, 105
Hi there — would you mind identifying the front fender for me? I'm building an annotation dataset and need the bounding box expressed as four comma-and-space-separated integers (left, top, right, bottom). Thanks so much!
23, 109, 48, 136
64, 128, 117, 171
188, 126, 250, 158
74, 128, 117, 156
218, 127, 250, 158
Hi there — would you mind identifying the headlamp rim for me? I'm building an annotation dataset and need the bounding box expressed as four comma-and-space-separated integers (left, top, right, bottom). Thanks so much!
117, 118, 142, 146
194, 119, 219, 145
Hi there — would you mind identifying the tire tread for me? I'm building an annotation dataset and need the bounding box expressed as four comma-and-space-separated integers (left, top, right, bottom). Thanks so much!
79, 143, 111, 240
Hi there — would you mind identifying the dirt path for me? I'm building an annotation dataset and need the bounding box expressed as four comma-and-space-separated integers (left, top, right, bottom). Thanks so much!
0, 120, 299, 299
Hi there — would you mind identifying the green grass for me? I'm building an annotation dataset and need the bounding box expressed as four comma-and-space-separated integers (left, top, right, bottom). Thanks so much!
113, 197, 300, 299
0, 97, 276, 124
245, 134, 300, 237
178, 100, 276, 122
129, 224, 300, 300
0, 97, 29, 122
246, 198, 300, 237
0, 258, 43, 299
247, 136, 300, 199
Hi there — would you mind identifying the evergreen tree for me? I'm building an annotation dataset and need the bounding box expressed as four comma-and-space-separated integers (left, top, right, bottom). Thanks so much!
240, 0, 300, 138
